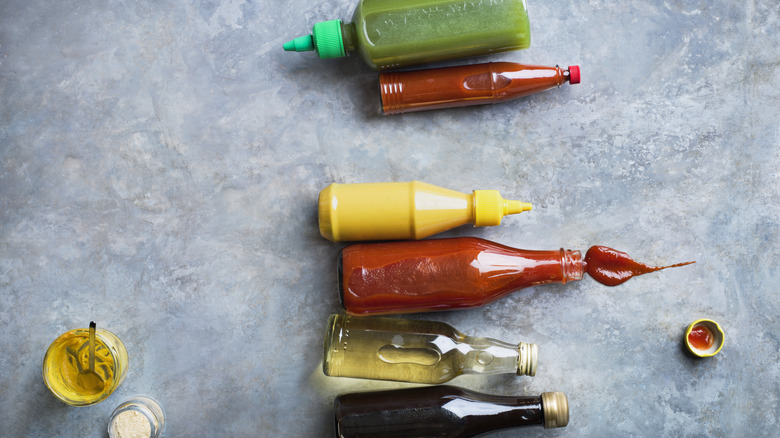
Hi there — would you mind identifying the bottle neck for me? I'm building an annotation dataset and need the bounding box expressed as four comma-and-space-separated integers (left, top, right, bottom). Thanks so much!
555, 65, 566, 86
459, 336, 537, 377
471, 245, 584, 290
561, 249, 585, 284
340, 21, 357, 54
495, 63, 568, 101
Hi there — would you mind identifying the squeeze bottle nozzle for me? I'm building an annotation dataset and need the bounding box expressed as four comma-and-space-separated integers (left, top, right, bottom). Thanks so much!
507, 200, 533, 214
283, 35, 314, 52
472, 190, 532, 226
283, 20, 346, 59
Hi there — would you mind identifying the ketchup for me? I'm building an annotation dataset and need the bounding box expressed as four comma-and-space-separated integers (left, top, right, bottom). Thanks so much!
339, 237, 694, 315
584, 246, 695, 287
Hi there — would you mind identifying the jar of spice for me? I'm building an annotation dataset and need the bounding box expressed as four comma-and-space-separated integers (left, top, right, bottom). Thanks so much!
108, 396, 165, 438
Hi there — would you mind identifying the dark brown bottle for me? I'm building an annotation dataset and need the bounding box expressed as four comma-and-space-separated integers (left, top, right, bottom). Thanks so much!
334, 385, 569, 438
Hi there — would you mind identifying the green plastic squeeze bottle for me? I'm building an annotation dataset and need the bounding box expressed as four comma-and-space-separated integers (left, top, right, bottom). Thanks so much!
283, 0, 531, 71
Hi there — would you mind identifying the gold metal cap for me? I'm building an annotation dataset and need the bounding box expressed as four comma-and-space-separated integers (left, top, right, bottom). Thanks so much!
541, 392, 569, 429
516, 342, 538, 376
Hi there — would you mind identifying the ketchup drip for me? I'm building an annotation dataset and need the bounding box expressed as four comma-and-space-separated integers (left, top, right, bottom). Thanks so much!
584, 246, 695, 287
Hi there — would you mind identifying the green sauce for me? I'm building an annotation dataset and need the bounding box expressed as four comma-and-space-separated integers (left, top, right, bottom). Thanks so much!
285, 0, 530, 71
354, 0, 530, 70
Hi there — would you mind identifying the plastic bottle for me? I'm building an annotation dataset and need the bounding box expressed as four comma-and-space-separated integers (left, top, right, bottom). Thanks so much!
334, 385, 569, 437
380, 62, 581, 114
318, 182, 531, 242
283, 0, 531, 71
339, 237, 695, 315
322, 314, 537, 384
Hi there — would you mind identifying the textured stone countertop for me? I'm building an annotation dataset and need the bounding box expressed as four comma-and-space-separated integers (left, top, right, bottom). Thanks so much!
1, 0, 778, 437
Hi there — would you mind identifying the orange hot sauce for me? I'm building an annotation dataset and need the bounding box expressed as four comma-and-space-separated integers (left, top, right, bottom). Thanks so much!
380, 62, 580, 114
340, 237, 584, 315
688, 325, 715, 350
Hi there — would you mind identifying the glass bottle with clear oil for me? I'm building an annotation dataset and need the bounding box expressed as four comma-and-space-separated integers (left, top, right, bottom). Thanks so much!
322, 314, 537, 384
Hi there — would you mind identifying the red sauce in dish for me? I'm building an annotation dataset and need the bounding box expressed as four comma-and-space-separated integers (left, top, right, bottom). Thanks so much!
688, 325, 715, 350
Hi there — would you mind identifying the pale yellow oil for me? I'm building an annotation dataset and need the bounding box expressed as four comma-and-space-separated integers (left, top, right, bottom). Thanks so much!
42, 328, 128, 406
323, 314, 519, 384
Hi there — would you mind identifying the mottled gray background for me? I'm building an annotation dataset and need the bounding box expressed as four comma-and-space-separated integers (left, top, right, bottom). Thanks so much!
1, 0, 778, 436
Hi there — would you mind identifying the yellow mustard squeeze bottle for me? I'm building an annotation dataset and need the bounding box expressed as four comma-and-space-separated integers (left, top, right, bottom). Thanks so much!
318, 181, 532, 242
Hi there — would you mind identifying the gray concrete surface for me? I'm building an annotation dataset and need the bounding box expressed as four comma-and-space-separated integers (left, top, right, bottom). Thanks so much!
1, 0, 778, 436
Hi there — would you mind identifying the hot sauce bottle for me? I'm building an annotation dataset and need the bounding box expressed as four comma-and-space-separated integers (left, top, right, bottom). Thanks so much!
381, 62, 581, 114
323, 314, 537, 384
319, 182, 531, 242
334, 385, 569, 437
283, 0, 531, 71
339, 237, 695, 315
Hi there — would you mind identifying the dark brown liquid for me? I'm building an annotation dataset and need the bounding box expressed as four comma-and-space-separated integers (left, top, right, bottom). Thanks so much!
584, 245, 695, 286
334, 385, 543, 438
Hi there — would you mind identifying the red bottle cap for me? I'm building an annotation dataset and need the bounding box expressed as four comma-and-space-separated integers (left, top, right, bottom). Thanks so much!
568, 66, 580, 84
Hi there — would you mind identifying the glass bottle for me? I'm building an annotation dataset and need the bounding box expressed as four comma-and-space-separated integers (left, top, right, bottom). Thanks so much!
283, 0, 531, 71
319, 182, 531, 242
340, 237, 584, 315
381, 62, 580, 114
322, 314, 537, 384
334, 385, 569, 437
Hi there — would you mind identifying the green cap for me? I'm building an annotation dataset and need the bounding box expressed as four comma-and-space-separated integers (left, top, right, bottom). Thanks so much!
283, 19, 345, 59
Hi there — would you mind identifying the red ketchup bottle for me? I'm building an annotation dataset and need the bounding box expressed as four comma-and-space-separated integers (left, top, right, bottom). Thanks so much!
339, 237, 584, 315
380, 62, 580, 114
339, 237, 694, 315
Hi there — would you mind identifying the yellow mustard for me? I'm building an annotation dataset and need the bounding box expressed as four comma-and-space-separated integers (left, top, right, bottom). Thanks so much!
318, 181, 532, 242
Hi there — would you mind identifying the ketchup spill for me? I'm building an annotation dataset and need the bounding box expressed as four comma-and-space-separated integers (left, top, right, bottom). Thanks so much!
584, 245, 695, 286
688, 325, 714, 350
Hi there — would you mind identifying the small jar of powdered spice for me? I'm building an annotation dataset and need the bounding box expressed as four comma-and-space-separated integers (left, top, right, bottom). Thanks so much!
108, 396, 165, 438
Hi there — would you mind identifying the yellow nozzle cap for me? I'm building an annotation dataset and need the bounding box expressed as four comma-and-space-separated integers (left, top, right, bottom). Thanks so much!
473, 190, 532, 227
505, 199, 533, 215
